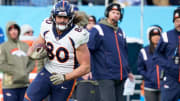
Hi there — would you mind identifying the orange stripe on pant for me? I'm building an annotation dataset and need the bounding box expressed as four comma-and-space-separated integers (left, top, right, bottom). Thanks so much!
66, 79, 76, 101
24, 92, 31, 101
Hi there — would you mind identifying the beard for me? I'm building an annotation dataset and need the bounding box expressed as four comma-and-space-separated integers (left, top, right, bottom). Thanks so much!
56, 22, 68, 31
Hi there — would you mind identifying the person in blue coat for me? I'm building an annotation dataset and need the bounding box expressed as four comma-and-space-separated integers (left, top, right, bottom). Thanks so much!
138, 25, 162, 101
153, 7, 180, 101
88, 3, 134, 101
0, 27, 4, 44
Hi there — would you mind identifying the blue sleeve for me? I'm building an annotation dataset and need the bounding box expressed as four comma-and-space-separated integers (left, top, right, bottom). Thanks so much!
137, 52, 150, 80
87, 27, 102, 52
124, 38, 131, 73
124, 38, 128, 58
0, 28, 4, 44
153, 37, 175, 69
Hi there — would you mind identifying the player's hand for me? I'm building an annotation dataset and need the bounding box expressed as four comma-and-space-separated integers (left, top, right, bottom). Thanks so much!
29, 44, 47, 60
27, 46, 34, 56
128, 73, 134, 82
82, 72, 92, 80
50, 73, 66, 85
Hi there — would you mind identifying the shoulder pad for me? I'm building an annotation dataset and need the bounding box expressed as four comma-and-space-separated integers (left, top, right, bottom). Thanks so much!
71, 26, 89, 48
40, 18, 52, 38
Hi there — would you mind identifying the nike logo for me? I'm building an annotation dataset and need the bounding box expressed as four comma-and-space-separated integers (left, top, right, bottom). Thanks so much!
5, 92, 12, 96
61, 86, 68, 90
164, 84, 169, 89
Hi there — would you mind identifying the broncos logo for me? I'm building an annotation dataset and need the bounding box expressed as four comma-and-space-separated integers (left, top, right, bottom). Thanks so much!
11, 48, 27, 57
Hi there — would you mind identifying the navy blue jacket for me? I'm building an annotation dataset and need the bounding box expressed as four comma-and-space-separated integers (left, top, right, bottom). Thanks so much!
138, 46, 162, 89
88, 23, 130, 80
153, 29, 180, 82
0, 27, 4, 44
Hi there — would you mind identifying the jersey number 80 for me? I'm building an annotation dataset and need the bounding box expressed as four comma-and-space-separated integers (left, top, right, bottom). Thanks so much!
46, 42, 69, 63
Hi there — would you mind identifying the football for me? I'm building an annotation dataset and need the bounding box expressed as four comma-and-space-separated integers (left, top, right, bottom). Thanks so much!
30, 43, 48, 59
34, 43, 47, 52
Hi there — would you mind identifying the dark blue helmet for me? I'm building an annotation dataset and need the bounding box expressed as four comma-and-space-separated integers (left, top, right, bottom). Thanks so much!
51, 0, 75, 31
52, 0, 74, 17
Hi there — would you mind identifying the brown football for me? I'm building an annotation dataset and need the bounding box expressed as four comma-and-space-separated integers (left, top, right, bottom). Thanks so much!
34, 43, 47, 52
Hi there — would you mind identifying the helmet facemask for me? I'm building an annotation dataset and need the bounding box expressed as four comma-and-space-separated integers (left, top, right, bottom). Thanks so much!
55, 16, 72, 31
52, 0, 75, 31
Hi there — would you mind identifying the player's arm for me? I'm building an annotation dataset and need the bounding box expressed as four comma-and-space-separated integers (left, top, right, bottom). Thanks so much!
50, 43, 90, 85
65, 43, 90, 80
27, 35, 45, 58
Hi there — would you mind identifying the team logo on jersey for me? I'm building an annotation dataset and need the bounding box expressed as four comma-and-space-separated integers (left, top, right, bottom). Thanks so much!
118, 32, 122, 37
10, 48, 27, 57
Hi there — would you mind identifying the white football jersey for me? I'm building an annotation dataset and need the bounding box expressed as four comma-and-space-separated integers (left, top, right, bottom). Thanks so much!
40, 18, 89, 74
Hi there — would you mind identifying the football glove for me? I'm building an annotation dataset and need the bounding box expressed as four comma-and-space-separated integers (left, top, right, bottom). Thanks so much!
29, 44, 47, 60
50, 73, 66, 85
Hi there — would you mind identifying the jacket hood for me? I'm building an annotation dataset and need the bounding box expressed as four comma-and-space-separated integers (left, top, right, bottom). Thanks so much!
99, 18, 118, 31
20, 24, 33, 36
6, 21, 20, 42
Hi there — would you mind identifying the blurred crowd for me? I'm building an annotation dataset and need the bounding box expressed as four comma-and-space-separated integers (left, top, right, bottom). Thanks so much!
0, 0, 180, 6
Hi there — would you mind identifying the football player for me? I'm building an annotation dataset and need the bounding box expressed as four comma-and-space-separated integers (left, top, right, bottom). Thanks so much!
24, 0, 90, 101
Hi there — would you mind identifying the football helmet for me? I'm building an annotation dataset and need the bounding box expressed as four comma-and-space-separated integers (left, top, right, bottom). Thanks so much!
51, 0, 75, 31
29, 43, 48, 60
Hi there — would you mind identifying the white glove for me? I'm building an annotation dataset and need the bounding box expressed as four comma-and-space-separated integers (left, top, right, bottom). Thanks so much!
50, 73, 66, 85
29, 44, 47, 60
